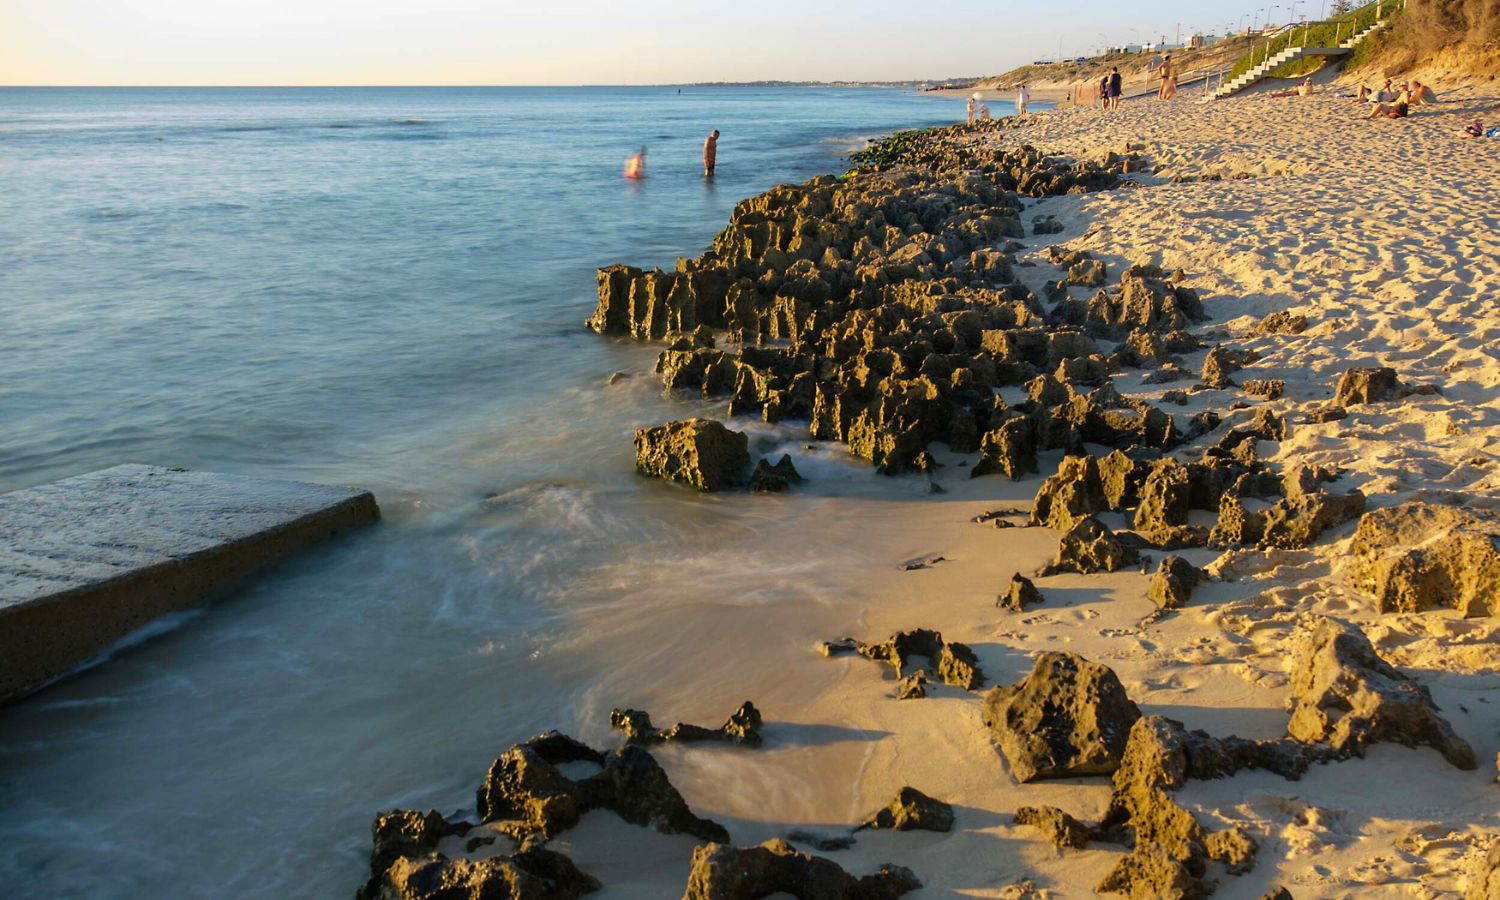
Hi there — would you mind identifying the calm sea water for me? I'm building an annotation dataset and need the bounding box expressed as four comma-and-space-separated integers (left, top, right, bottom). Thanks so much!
0, 87, 979, 897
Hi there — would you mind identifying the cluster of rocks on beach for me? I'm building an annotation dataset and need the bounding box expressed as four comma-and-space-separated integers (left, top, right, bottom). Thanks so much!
357, 118, 1500, 898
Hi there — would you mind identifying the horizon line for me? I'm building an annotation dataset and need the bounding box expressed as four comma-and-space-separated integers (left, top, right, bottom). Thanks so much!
0, 80, 973, 90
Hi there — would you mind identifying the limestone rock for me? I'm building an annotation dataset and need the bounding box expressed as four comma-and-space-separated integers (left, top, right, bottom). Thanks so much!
750, 454, 805, 493
1467, 842, 1500, 900
1029, 455, 1108, 531
896, 670, 928, 700
1132, 460, 1206, 549
610, 702, 763, 747
1014, 806, 1091, 849
982, 652, 1142, 782
971, 416, 1039, 480
372, 848, 601, 900
1256, 311, 1309, 335
1042, 515, 1140, 575
860, 787, 954, 833
1287, 618, 1476, 770
1147, 556, 1201, 610
1241, 378, 1285, 400
822, 629, 985, 691
1094, 716, 1263, 899
1259, 490, 1365, 549
1200, 346, 1259, 389
634, 419, 749, 492
1349, 502, 1500, 617
998, 572, 1045, 612
476, 734, 731, 842
1334, 366, 1399, 406
682, 839, 921, 900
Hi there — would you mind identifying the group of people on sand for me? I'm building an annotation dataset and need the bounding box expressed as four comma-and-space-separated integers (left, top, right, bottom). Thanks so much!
623, 129, 719, 179
1355, 77, 1436, 119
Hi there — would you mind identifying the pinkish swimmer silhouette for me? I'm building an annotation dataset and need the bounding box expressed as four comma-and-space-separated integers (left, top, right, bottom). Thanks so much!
624, 147, 646, 179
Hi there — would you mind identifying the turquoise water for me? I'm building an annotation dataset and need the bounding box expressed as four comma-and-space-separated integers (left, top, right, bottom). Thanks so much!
0, 87, 974, 898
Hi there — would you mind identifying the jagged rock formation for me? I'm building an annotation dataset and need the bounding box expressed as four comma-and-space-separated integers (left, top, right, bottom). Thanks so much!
982, 652, 1142, 782
370, 848, 601, 900
1014, 806, 1092, 849
1256, 311, 1309, 334
609, 702, 763, 747
750, 454, 804, 492
998, 572, 1044, 611
1350, 502, 1499, 617
634, 419, 749, 491
821, 629, 984, 691
859, 787, 954, 833
1287, 619, 1476, 770
1093, 716, 1263, 898
591, 133, 1190, 477
1147, 555, 1202, 610
682, 839, 921, 900
1334, 366, 1399, 406
1041, 515, 1140, 575
475, 732, 731, 842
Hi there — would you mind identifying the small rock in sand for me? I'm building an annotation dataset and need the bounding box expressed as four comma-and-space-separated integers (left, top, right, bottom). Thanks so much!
1146, 555, 1201, 610
1014, 806, 1092, 849
860, 786, 954, 833
982, 651, 1142, 782
998, 573, 1045, 612
1333, 366, 1400, 406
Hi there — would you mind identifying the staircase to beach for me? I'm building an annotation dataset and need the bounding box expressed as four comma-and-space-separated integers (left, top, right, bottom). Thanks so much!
1211, 10, 1393, 100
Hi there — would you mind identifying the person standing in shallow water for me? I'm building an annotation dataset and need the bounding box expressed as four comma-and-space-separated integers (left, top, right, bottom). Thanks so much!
624, 147, 646, 179
703, 130, 719, 177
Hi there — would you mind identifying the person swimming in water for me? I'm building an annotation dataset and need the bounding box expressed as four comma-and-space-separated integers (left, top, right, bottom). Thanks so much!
624, 147, 646, 179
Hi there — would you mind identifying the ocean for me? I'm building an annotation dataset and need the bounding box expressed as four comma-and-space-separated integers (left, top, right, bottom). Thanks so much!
0, 86, 986, 897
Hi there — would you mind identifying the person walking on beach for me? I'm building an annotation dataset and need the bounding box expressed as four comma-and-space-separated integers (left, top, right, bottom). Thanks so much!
1108, 67, 1123, 110
1017, 83, 1030, 116
1158, 54, 1177, 100
703, 130, 719, 177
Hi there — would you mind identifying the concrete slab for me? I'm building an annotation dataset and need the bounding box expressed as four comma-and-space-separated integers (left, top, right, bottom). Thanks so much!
0, 464, 379, 702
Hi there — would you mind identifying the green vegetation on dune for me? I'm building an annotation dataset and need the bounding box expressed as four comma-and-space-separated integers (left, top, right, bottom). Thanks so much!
1224, 2, 1386, 82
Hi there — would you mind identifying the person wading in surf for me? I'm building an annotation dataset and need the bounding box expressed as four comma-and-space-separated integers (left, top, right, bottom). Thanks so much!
703, 130, 719, 177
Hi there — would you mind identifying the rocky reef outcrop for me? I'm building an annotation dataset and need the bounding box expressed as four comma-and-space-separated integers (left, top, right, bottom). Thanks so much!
1349, 502, 1499, 617
634, 418, 749, 491
821, 629, 985, 692
982, 652, 1142, 782
682, 839, 921, 900
475, 732, 731, 842
610, 702, 763, 747
858, 786, 954, 833
1286, 618, 1476, 770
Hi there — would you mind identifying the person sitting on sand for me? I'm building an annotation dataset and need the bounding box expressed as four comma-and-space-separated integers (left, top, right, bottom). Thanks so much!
1408, 80, 1437, 105
1367, 97, 1409, 119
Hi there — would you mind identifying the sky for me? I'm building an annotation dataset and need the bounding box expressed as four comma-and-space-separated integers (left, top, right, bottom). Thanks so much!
1, 0, 1315, 86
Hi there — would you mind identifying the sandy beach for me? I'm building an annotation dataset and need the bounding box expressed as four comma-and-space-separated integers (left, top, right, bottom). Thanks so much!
350, 74, 1500, 899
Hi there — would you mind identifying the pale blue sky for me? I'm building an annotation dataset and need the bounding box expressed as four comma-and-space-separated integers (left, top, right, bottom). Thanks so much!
1, 0, 1322, 86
